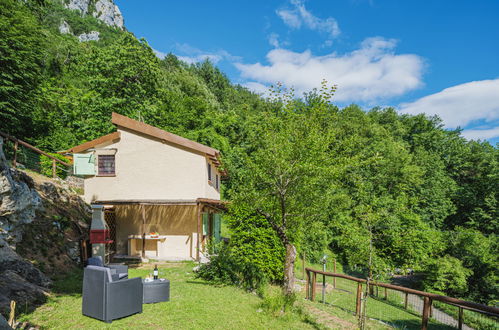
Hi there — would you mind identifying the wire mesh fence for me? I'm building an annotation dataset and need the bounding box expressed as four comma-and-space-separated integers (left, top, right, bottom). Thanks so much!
306, 267, 499, 330
1, 131, 73, 180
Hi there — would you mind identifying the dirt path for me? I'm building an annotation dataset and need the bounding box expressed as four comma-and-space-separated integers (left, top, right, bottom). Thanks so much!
395, 292, 473, 330
304, 304, 358, 329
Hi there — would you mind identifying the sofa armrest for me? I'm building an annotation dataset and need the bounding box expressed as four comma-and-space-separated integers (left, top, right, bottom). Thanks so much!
108, 264, 128, 275
105, 277, 143, 321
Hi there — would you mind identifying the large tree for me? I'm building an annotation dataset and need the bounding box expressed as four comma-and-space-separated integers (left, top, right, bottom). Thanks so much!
230, 85, 336, 294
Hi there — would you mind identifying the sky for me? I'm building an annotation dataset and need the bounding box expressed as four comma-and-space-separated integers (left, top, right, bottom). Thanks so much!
115, 0, 499, 144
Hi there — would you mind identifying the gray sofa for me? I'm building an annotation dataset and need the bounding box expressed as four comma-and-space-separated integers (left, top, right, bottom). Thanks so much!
82, 265, 143, 323
87, 256, 128, 281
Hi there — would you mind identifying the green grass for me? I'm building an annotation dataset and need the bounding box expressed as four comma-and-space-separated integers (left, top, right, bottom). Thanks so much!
295, 258, 458, 330
18, 262, 317, 329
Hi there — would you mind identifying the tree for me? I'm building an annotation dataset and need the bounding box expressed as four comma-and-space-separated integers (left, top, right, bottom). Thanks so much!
230, 84, 336, 295
0, 0, 44, 137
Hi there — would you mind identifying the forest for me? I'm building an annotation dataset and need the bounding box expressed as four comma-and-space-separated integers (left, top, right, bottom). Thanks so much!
1, 0, 497, 305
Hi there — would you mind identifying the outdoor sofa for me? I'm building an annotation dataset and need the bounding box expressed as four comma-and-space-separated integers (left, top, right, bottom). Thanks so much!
82, 265, 143, 323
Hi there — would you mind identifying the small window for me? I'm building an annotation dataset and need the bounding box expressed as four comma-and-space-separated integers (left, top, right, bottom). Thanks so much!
98, 155, 115, 176
216, 174, 219, 190
207, 163, 212, 181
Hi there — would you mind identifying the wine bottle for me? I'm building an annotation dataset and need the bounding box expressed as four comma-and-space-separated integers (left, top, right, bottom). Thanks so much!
153, 264, 158, 280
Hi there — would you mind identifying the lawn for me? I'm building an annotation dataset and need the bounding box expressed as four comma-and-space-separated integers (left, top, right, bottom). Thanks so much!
19, 262, 317, 329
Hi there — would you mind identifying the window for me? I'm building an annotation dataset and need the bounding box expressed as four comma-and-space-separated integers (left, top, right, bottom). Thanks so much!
207, 163, 212, 181
216, 174, 219, 190
98, 155, 115, 176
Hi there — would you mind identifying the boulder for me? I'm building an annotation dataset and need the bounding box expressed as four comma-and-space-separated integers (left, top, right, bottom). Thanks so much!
0, 138, 42, 243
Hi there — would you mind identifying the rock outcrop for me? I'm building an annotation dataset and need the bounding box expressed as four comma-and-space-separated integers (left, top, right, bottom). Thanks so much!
64, 0, 124, 29
78, 31, 100, 42
0, 138, 42, 243
0, 138, 90, 318
59, 20, 71, 34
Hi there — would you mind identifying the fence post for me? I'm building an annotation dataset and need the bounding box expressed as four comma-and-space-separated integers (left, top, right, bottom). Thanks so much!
52, 159, 56, 178
302, 252, 306, 280
404, 292, 408, 309
333, 259, 336, 288
356, 283, 362, 317
458, 307, 463, 330
305, 270, 310, 300
13, 141, 18, 168
8, 300, 16, 327
311, 272, 317, 301
422, 297, 431, 330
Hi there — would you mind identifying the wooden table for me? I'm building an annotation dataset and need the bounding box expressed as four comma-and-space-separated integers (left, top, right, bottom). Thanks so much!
128, 235, 167, 257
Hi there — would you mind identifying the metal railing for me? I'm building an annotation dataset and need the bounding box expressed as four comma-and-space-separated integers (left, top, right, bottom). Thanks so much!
305, 267, 499, 329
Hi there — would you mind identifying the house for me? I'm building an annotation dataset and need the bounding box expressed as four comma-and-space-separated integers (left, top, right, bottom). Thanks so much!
67, 113, 226, 261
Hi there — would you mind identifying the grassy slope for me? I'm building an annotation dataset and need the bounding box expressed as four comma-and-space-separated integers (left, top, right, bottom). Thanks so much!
19, 262, 315, 329
294, 257, 458, 330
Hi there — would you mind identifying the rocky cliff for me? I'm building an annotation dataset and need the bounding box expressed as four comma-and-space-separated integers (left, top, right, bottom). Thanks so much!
65, 0, 124, 29
0, 138, 90, 317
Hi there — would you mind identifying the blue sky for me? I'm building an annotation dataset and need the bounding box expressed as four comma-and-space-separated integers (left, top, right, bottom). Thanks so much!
116, 0, 499, 144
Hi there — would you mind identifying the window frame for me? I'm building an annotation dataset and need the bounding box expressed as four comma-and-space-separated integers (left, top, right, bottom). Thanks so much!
207, 162, 212, 182
97, 154, 116, 177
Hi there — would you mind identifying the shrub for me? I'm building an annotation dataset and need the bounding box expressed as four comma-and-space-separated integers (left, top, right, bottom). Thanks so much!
258, 285, 297, 317
422, 255, 472, 296
40, 152, 70, 179
196, 205, 285, 289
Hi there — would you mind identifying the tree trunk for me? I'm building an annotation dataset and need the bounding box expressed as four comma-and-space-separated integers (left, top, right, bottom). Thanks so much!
283, 242, 297, 295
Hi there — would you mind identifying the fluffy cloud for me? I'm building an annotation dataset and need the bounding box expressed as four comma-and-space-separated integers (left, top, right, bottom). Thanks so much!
236, 37, 424, 102
276, 0, 340, 39
399, 79, 499, 129
154, 43, 240, 64
461, 127, 499, 141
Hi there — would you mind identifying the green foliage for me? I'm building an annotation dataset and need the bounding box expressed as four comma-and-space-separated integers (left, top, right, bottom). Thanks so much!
2, 0, 497, 304
195, 243, 266, 291
258, 285, 297, 317
421, 255, 472, 296
224, 205, 285, 283
0, 0, 44, 137
39, 153, 70, 178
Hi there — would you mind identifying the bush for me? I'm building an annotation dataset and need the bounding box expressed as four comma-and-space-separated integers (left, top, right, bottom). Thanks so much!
40, 152, 70, 179
422, 255, 472, 296
196, 205, 285, 290
258, 285, 297, 317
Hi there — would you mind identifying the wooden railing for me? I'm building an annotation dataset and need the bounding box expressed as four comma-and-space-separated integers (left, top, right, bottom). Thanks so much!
305, 267, 499, 330
0, 131, 71, 177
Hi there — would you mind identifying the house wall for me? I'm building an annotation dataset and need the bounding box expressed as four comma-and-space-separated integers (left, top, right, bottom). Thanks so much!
114, 204, 199, 260
83, 127, 221, 203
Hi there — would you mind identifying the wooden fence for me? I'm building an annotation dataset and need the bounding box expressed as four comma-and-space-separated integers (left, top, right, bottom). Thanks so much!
305, 267, 499, 330
0, 131, 71, 178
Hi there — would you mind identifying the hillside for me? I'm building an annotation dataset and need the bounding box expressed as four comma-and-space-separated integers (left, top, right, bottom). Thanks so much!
0, 141, 90, 316
0, 0, 497, 314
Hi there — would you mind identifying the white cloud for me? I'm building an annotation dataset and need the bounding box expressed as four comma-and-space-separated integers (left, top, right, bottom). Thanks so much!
399, 79, 499, 128
153, 48, 168, 59
243, 82, 269, 95
236, 37, 424, 102
268, 33, 280, 48
461, 127, 499, 141
276, 0, 340, 39
154, 43, 241, 65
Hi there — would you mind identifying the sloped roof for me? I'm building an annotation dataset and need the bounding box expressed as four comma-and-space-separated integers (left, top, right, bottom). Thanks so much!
64, 113, 225, 173
111, 113, 220, 158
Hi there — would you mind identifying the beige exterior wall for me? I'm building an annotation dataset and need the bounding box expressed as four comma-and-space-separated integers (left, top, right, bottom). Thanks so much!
83, 128, 221, 203
114, 204, 199, 260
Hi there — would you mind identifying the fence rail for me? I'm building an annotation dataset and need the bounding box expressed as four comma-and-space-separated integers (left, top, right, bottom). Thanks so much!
0, 131, 71, 179
305, 267, 499, 330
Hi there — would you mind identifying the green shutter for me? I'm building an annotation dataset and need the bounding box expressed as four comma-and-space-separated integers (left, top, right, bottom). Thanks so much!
213, 213, 222, 243
73, 153, 95, 175
202, 213, 209, 235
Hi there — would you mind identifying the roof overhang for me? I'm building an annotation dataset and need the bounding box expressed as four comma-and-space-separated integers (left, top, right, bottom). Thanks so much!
92, 198, 228, 210
61, 132, 121, 154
